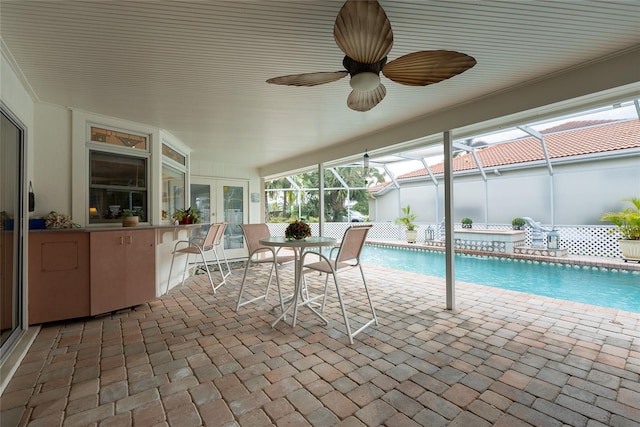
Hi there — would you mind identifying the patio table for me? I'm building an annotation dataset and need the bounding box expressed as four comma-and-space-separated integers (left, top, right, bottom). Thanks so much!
260, 236, 337, 328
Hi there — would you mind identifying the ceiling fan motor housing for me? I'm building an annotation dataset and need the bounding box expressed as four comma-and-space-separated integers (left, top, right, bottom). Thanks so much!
343, 56, 386, 92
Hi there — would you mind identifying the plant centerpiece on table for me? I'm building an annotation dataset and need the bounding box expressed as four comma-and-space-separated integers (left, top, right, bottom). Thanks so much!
121, 208, 144, 227
461, 217, 473, 229
512, 217, 526, 230
394, 205, 418, 243
172, 207, 201, 225
285, 219, 311, 240
599, 197, 640, 261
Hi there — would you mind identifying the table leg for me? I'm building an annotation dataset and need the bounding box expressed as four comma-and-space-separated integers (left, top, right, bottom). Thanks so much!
271, 247, 328, 328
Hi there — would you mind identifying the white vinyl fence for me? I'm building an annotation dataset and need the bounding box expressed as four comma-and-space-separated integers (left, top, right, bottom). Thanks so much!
268, 222, 623, 258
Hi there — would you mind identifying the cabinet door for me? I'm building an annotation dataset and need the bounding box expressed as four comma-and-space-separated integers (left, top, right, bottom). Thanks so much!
125, 229, 156, 307
90, 231, 128, 315
28, 232, 90, 324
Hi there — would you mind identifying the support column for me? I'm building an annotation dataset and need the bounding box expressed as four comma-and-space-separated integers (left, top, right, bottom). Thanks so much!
318, 163, 325, 236
444, 131, 455, 310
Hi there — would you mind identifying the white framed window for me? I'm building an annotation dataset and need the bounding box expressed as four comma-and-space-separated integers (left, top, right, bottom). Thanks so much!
161, 141, 188, 221
71, 110, 191, 227
87, 125, 150, 225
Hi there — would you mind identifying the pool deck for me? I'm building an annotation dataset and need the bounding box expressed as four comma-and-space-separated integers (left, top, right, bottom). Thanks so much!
2, 254, 639, 426
368, 239, 640, 273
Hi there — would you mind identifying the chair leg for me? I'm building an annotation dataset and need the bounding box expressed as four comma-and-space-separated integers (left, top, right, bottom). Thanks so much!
321, 274, 330, 313
264, 262, 276, 300
219, 245, 232, 278
193, 248, 216, 294
236, 261, 252, 311
180, 253, 191, 286
166, 250, 178, 295
236, 255, 287, 316
359, 265, 379, 326
211, 247, 227, 292
237, 260, 279, 310
331, 274, 354, 345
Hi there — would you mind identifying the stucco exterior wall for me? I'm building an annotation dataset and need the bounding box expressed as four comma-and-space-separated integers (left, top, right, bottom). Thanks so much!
33, 103, 71, 217
369, 154, 640, 226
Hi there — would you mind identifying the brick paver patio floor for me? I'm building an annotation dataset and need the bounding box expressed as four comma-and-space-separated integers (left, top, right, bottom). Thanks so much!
1, 262, 639, 426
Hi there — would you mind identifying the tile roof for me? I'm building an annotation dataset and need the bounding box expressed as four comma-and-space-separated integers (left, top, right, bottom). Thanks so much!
396, 119, 640, 180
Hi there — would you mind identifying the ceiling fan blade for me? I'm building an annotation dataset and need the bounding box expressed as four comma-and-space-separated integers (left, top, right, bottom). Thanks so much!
382, 50, 477, 86
347, 84, 386, 112
334, 0, 393, 64
266, 71, 348, 87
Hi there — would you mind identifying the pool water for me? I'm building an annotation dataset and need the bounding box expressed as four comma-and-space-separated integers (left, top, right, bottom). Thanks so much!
361, 245, 640, 313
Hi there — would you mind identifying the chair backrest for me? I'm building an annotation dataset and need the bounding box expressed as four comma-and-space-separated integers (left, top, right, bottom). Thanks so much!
202, 223, 221, 250
336, 225, 372, 264
214, 222, 228, 246
239, 223, 271, 255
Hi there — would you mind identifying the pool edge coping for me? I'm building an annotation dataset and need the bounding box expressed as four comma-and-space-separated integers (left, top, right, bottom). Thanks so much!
366, 239, 640, 273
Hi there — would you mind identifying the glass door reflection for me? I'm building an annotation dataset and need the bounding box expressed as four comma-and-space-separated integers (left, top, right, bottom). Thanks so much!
221, 183, 245, 253
190, 178, 248, 259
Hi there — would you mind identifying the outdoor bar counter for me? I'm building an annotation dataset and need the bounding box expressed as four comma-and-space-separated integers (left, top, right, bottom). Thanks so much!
28, 224, 203, 325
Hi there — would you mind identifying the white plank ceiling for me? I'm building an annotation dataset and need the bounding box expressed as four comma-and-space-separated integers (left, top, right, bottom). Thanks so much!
1, 1, 639, 171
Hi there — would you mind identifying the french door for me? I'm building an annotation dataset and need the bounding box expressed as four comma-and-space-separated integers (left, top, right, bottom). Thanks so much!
190, 177, 248, 260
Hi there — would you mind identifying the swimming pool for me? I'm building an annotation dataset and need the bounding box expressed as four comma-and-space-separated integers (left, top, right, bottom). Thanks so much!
361, 245, 640, 313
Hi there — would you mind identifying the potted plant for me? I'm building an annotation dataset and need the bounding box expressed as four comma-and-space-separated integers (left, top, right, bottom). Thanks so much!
285, 219, 311, 240
395, 205, 418, 243
172, 207, 201, 225
461, 217, 473, 229
600, 197, 640, 261
122, 208, 143, 227
512, 217, 526, 230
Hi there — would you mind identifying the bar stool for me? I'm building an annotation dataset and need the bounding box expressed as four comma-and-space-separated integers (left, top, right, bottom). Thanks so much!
166, 223, 228, 294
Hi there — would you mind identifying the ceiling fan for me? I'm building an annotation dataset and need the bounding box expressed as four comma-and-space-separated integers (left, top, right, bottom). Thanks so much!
266, 0, 477, 112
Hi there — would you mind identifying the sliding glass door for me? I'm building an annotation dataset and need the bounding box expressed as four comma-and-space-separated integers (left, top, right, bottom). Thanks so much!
0, 107, 25, 359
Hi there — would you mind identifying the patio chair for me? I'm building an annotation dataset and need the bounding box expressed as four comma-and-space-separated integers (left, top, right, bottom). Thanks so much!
166, 222, 229, 295
236, 223, 295, 312
300, 224, 378, 344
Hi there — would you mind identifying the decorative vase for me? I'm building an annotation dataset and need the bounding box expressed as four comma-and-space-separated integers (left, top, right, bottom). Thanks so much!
618, 239, 640, 261
122, 216, 139, 227
405, 230, 417, 243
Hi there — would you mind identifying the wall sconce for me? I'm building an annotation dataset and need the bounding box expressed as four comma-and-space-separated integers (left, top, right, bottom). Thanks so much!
547, 229, 559, 250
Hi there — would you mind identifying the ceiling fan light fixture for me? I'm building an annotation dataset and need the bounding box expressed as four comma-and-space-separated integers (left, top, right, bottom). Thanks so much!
350, 72, 380, 92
